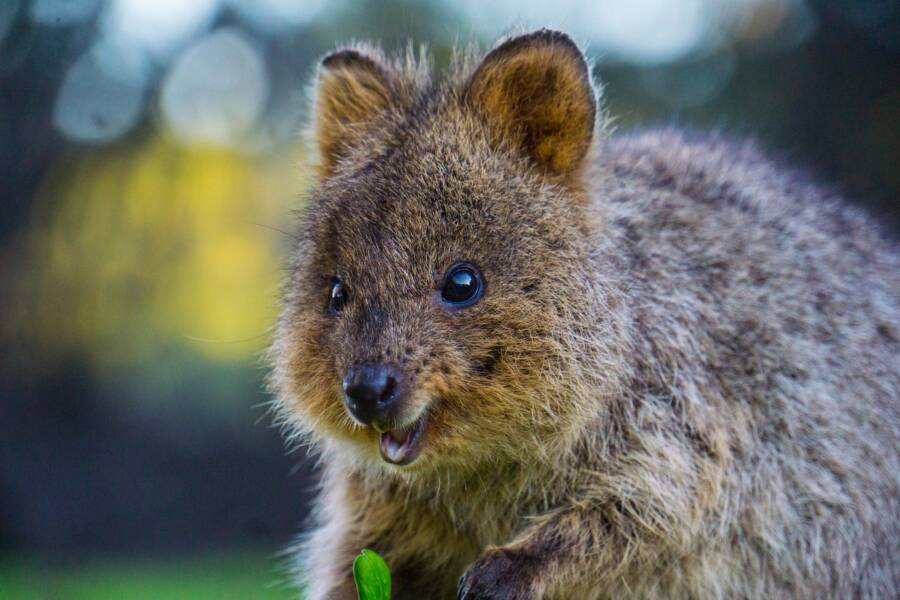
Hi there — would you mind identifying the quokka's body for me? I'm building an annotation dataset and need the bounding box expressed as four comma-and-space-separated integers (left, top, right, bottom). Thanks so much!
270, 30, 900, 599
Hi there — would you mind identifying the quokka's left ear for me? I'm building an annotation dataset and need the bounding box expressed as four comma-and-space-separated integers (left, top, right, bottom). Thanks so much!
312, 47, 397, 178
464, 30, 597, 178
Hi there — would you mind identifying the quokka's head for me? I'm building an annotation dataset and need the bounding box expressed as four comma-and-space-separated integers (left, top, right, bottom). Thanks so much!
273, 30, 610, 474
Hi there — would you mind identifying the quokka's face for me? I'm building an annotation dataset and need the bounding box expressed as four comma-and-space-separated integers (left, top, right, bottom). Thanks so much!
274, 30, 599, 472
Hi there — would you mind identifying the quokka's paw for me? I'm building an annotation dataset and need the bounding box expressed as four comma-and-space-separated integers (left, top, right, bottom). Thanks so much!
457, 547, 538, 600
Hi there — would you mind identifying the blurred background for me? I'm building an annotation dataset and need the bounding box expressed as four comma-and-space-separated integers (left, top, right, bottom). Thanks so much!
0, 0, 897, 598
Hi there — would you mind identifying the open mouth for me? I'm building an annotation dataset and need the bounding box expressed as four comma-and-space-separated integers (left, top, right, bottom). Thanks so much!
378, 412, 428, 466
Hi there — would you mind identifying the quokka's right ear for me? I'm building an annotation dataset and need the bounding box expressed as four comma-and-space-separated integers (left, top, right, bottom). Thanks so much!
312, 47, 396, 177
465, 30, 596, 179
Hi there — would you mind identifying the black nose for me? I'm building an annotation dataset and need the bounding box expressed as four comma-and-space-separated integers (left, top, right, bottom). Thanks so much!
342, 364, 403, 430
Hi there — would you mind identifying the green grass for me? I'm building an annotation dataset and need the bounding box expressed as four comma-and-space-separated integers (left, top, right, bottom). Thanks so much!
0, 552, 297, 600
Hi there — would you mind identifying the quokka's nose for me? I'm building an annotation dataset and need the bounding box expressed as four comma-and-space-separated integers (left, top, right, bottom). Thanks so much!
342, 364, 403, 430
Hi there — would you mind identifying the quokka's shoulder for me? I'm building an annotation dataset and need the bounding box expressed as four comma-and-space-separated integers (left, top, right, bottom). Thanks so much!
598, 127, 897, 245
600, 127, 797, 194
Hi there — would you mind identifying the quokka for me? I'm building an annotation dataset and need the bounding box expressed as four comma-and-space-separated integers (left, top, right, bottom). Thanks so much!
270, 29, 900, 599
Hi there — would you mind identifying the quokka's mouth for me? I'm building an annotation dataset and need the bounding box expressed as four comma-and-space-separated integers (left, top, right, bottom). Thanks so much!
378, 412, 428, 466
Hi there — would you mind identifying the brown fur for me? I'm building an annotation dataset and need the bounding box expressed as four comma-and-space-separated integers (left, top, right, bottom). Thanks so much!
269, 30, 900, 599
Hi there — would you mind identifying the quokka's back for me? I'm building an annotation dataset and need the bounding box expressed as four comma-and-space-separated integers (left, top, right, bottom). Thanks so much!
270, 29, 900, 599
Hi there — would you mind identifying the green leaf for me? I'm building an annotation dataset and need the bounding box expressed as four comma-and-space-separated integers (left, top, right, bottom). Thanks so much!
352, 549, 391, 600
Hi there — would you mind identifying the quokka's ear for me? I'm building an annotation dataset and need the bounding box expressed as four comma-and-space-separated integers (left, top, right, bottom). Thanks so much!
465, 30, 596, 178
313, 47, 396, 177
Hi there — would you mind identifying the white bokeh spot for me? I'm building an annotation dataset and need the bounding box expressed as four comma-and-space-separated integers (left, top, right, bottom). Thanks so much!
160, 27, 269, 146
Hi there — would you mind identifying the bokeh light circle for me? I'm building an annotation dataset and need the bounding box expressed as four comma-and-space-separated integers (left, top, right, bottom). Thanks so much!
160, 27, 269, 146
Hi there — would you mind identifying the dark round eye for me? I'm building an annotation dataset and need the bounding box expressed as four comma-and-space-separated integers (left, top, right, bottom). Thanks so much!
329, 278, 347, 314
441, 263, 483, 307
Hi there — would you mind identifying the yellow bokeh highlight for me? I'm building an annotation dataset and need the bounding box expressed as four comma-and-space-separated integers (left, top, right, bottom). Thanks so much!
16, 132, 304, 367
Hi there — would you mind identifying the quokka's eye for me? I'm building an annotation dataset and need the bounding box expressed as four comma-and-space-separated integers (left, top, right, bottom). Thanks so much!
440, 263, 484, 307
329, 278, 347, 314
